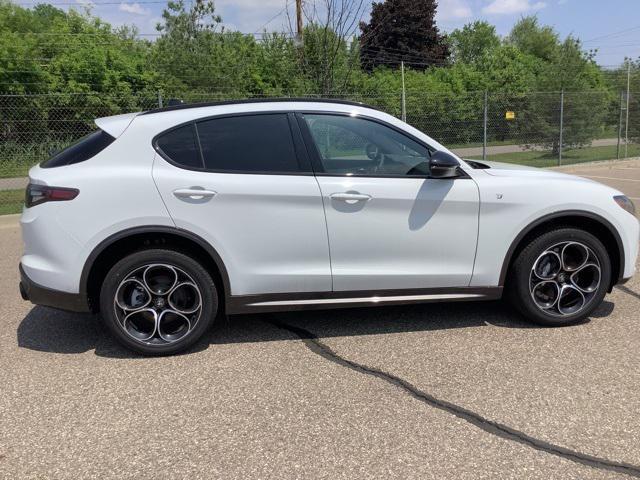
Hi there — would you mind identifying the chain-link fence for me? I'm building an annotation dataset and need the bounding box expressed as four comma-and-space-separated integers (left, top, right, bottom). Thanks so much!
1, 90, 638, 215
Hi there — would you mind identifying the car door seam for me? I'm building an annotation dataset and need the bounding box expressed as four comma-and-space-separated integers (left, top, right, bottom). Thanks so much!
468, 174, 482, 287
151, 153, 178, 228
314, 175, 335, 292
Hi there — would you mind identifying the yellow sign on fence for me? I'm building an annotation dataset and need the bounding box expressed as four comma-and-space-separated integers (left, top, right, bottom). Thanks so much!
505, 111, 516, 120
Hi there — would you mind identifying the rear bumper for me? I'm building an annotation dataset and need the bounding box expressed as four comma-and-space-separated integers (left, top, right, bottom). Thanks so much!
19, 264, 90, 313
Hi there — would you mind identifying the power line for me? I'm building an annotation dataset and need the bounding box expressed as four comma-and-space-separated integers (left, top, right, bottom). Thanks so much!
254, 4, 289, 34
8, 30, 289, 37
583, 25, 640, 44
16, 0, 167, 5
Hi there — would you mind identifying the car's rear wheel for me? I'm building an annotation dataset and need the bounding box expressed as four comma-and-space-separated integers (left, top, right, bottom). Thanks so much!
508, 228, 611, 326
99, 249, 218, 355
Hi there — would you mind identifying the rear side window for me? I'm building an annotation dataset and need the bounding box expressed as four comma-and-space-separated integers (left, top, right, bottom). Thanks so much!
155, 124, 203, 168
196, 114, 300, 173
41, 129, 115, 168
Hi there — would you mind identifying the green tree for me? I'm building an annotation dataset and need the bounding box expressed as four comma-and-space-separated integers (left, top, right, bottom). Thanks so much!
506, 16, 557, 62
449, 21, 500, 64
297, 0, 367, 94
0, 1, 158, 147
606, 60, 640, 143
528, 35, 609, 153
300, 24, 359, 94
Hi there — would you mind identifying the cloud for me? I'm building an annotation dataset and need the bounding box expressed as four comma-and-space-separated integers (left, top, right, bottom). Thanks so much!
216, 0, 284, 7
118, 2, 150, 15
74, 0, 95, 8
482, 0, 547, 15
437, 0, 473, 21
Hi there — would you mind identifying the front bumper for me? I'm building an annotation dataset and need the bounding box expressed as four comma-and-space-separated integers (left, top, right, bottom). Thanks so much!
19, 264, 90, 313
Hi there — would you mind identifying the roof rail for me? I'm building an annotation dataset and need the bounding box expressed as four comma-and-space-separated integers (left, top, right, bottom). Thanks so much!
140, 97, 379, 115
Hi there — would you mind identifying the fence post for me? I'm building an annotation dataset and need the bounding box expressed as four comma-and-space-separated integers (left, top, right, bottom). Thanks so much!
617, 90, 624, 160
400, 61, 406, 122
157, 91, 163, 109
625, 62, 631, 159
482, 91, 488, 161
558, 89, 564, 166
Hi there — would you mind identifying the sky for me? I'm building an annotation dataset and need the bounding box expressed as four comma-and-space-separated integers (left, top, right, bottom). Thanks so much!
15, 0, 640, 67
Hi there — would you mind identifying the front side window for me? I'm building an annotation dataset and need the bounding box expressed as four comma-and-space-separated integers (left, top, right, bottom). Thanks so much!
196, 114, 300, 173
301, 114, 431, 177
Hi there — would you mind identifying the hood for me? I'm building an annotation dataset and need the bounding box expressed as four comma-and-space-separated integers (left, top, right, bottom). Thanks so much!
464, 159, 597, 184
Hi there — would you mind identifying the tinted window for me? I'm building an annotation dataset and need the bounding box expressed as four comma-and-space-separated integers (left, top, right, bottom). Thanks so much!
41, 130, 115, 168
197, 114, 300, 173
156, 124, 202, 168
301, 114, 430, 177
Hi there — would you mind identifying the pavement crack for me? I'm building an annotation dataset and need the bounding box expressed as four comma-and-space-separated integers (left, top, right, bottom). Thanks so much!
616, 285, 640, 301
267, 318, 640, 478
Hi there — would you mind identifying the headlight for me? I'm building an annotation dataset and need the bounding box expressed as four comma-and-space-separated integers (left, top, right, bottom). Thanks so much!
614, 195, 636, 216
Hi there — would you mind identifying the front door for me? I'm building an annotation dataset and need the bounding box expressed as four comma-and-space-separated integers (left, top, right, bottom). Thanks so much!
297, 112, 480, 291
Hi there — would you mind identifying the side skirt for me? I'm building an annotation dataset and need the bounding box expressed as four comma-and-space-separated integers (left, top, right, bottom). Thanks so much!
227, 287, 503, 314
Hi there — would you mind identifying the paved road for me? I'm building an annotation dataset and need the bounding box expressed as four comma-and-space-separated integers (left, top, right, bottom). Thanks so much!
1, 160, 640, 479
558, 159, 640, 201
0, 138, 621, 192
0, 176, 28, 191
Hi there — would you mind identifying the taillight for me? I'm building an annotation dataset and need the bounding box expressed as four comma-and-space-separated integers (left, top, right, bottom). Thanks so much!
25, 184, 79, 208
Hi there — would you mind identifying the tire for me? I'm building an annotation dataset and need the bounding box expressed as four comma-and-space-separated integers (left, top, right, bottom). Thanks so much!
507, 227, 611, 326
99, 249, 218, 355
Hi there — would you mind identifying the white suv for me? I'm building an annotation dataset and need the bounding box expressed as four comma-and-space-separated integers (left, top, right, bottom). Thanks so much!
19, 99, 639, 355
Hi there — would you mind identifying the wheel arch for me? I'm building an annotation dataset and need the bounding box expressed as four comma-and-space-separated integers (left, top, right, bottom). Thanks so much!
81, 226, 231, 312
499, 210, 624, 291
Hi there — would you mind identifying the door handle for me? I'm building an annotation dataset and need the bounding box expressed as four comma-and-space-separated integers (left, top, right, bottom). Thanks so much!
330, 192, 372, 202
173, 188, 217, 199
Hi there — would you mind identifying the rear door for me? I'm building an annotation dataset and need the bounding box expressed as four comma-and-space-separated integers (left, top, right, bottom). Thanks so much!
297, 112, 480, 292
153, 112, 331, 296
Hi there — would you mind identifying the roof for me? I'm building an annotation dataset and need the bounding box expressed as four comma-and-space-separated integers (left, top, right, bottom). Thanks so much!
140, 97, 379, 116
95, 112, 138, 137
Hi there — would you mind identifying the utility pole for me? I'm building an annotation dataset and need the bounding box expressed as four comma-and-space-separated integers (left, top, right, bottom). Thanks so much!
617, 90, 624, 159
401, 60, 406, 122
558, 89, 564, 166
295, 0, 303, 44
483, 91, 488, 161
625, 61, 631, 158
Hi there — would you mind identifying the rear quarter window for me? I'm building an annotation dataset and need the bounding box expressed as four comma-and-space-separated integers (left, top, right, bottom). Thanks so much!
41, 129, 115, 168
154, 124, 203, 169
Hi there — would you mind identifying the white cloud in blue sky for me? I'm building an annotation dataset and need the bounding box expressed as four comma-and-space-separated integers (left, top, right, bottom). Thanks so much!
118, 2, 150, 16
437, 0, 473, 21
481, 0, 546, 15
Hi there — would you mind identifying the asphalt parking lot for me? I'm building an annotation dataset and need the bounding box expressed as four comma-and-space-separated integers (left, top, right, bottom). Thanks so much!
1, 159, 640, 479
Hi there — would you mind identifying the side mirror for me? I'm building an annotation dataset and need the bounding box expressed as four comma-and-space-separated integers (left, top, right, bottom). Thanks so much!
429, 151, 460, 179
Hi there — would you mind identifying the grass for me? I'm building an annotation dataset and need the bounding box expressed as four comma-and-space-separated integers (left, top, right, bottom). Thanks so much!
468, 144, 640, 168
0, 189, 24, 216
446, 139, 522, 150
0, 139, 74, 179
0, 159, 34, 179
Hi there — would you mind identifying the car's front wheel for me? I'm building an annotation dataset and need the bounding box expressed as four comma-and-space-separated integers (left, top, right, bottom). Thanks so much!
508, 228, 611, 326
99, 249, 218, 355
